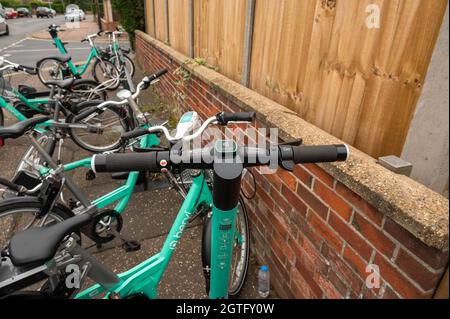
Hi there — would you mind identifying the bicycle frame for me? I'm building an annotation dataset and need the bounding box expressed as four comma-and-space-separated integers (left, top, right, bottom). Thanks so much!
37, 131, 160, 215
52, 34, 99, 77
75, 173, 219, 299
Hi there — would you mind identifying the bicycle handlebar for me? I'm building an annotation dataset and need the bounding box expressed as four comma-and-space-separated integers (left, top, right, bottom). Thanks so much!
121, 112, 255, 144
82, 69, 169, 115
0, 58, 37, 75
91, 144, 349, 174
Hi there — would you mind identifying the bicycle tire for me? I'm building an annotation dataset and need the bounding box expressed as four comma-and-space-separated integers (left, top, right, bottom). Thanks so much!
0, 197, 75, 250
36, 59, 65, 85
67, 101, 130, 153
201, 196, 250, 297
110, 54, 135, 78
92, 59, 121, 91
70, 79, 107, 102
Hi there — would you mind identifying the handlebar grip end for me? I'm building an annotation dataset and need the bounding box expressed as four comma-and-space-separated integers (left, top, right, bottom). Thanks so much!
336, 144, 350, 161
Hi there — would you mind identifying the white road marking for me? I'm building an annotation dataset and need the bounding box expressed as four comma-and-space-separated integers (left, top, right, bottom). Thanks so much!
4, 47, 90, 53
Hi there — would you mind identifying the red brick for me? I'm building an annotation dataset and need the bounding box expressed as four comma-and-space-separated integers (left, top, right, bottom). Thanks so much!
297, 182, 329, 220
316, 272, 344, 299
395, 248, 444, 291
295, 260, 324, 298
305, 164, 334, 187
264, 173, 283, 191
314, 180, 353, 221
271, 228, 296, 264
323, 245, 365, 294
352, 212, 396, 258
328, 213, 373, 261
342, 245, 369, 280
335, 183, 384, 226
290, 267, 315, 298
276, 170, 298, 189
293, 165, 313, 187
307, 211, 343, 252
257, 190, 274, 210
328, 271, 350, 298
281, 184, 307, 219
270, 187, 292, 215
383, 218, 449, 270
374, 253, 430, 299
381, 285, 400, 299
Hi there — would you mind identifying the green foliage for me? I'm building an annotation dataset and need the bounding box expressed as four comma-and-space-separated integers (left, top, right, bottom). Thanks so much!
110, 0, 146, 49
1, 0, 21, 7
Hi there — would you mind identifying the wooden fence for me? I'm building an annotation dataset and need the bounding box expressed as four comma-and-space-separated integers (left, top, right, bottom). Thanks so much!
143, 0, 448, 158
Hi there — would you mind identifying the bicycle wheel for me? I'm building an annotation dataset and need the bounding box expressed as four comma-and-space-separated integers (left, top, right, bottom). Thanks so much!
111, 54, 135, 78
37, 59, 65, 84
0, 197, 74, 251
201, 196, 250, 297
67, 101, 130, 153
92, 59, 121, 91
70, 79, 107, 102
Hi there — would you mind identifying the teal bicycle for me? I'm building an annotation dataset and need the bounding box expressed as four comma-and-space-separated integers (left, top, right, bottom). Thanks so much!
0, 58, 129, 154
0, 111, 349, 299
37, 25, 121, 91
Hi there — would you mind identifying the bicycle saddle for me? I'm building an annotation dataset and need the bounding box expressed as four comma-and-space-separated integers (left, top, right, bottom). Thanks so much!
0, 117, 49, 139
37, 55, 72, 64
8, 213, 93, 267
45, 78, 75, 90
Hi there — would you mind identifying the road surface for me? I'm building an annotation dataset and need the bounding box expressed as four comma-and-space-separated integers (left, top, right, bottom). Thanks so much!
0, 15, 93, 66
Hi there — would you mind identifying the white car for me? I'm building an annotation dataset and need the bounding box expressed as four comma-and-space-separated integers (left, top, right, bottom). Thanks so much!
0, 14, 9, 36
65, 9, 84, 22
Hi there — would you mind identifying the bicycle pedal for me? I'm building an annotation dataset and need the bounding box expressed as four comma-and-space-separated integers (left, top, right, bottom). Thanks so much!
86, 169, 96, 181
122, 240, 141, 252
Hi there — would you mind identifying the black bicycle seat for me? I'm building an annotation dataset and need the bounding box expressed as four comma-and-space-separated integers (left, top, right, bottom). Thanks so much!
0, 117, 49, 139
8, 213, 93, 267
45, 78, 75, 90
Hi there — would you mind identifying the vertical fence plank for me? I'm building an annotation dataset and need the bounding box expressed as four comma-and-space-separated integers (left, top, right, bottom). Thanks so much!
241, 0, 256, 87
194, 0, 247, 83
168, 0, 190, 56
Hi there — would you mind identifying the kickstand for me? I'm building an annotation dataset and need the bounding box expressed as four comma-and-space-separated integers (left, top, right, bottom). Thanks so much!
107, 228, 141, 252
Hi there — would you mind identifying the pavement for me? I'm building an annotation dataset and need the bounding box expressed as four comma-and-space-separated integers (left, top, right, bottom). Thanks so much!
0, 24, 263, 297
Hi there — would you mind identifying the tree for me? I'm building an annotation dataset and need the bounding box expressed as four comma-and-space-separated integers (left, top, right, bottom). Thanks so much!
110, 0, 145, 49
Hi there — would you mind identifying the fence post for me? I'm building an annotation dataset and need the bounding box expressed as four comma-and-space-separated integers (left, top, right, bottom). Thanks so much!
165, 0, 170, 44
188, 0, 194, 58
241, 0, 256, 87
152, 0, 157, 38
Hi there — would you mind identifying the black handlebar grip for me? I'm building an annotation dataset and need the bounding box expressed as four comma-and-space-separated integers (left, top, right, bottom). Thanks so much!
216, 112, 256, 125
92, 152, 169, 173
121, 128, 150, 141
291, 145, 349, 164
17, 65, 37, 75
149, 69, 168, 81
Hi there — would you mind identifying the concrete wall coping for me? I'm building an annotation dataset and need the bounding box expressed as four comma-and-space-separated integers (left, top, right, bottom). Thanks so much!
136, 31, 449, 251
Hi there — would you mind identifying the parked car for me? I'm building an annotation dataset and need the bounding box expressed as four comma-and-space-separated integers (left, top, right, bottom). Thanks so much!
5, 8, 18, 19
16, 7, 32, 18
50, 9, 56, 17
0, 14, 9, 36
65, 9, 84, 22
36, 7, 54, 18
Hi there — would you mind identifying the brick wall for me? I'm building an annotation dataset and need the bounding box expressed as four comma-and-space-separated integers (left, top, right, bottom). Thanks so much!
135, 33, 449, 299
